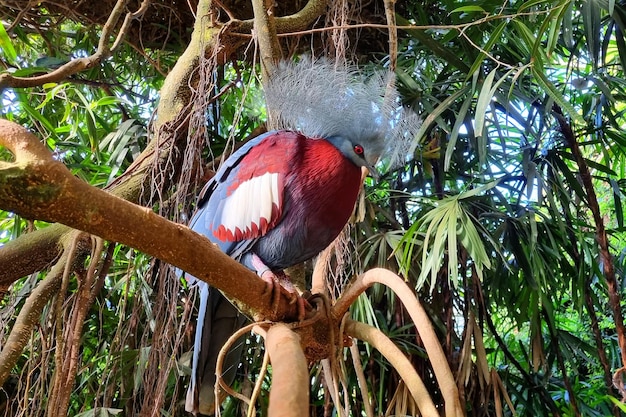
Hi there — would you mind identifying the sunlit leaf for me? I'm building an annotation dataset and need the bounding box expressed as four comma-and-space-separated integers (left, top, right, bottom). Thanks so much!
0, 23, 17, 64
445, 92, 472, 171
582, 0, 601, 69
449, 5, 485, 14
475, 68, 497, 140
531, 65, 585, 124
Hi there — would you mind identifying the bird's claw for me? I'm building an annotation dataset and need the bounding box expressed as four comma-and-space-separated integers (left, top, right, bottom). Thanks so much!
260, 270, 310, 321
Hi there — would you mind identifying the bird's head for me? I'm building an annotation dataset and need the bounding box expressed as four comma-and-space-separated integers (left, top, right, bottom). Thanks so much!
325, 135, 381, 179
264, 59, 420, 177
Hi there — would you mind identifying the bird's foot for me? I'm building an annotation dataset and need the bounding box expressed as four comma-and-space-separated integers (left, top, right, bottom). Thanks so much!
260, 270, 308, 321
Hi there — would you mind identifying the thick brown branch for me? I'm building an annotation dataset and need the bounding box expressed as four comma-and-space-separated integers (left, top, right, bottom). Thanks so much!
0, 223, 68, 286
0, 119, 298, 321
266, 324, 309, 417
0, 0, 213, 282
0, 0, 326, 284
229, 0, 329, 37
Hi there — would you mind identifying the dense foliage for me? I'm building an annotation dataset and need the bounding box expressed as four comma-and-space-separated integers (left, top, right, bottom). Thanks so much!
1, 0, 626, 416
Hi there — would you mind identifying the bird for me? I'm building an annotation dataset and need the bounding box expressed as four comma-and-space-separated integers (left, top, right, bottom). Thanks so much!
184, 59, 420, 415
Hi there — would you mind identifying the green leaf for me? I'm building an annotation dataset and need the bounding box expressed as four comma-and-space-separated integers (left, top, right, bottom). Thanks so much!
0, 23, 17, 64
411, 86, 471, 152
553, 152, 588, 202
611, 178, 624, 228
582, 0, 601, 69
562, 2, 574, 48
94, 96, 121, 107
608, 395, 626, 412
466, 21, 507, 80
19, 100, 57, 133
531, 65, 585, 124
449, 5, 485, 14
584, 157, 617, 176
445, 93, 472, 171
588, 75, 616, 102
474, 68, 497, 139
458, 180, 500, 199
517, 0, 554, 12
543, 2, 571, 57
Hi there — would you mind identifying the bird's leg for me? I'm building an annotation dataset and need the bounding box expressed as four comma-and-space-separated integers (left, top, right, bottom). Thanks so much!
250, 254, 307, 320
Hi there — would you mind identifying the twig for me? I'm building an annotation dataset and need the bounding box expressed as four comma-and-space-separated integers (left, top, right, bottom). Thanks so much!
0, 0, 147, 91
214, 321, 272, 412
48, 233, 81, 416
248, 326, 271, 417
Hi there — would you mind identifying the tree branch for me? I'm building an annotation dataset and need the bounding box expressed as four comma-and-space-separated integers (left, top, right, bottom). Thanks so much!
0, 235, 80, 387
553, 106, 626, 373
0, 0, 330, 284
0, 0, 148, 91
0, 223, 68, 286
265, 324, 309, 417
0, 119, 299, 321
383, 0, 397, 71
252, 0, 281, 80
334, 268, 463, 417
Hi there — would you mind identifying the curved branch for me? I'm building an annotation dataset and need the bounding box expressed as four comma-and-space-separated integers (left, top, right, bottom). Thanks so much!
311, 240, 333, 295
333, 268, 463, 417
0, 223, 68, 286
214, 322, 267, 411
0, 0, 145, 91
266, 324, 309, 417
0, 118, 52, 162
0, 119, 299, 321
274, 0, 329, 33
345, 319, 438, 417
229, 0, 329, 36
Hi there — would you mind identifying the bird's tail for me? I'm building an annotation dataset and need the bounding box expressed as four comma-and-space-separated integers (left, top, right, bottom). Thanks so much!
185, 283, 248, 416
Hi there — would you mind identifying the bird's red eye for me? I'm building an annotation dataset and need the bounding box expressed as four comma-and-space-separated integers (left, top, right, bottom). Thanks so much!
353, 144, 364, 156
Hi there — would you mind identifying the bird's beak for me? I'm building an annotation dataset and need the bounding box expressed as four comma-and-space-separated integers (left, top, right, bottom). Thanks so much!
362, 164, 380, 181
